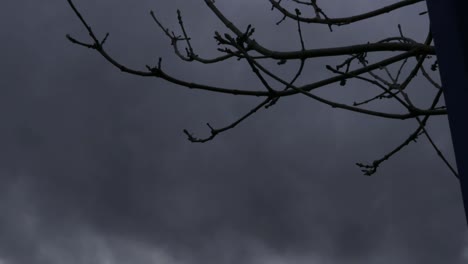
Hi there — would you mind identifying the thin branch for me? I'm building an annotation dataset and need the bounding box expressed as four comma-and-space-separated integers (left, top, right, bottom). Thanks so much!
176, 9, 195, 58
326, 65, 409, 109
395, 31, 434, 109
183, 98, 272, 143
415, 117, 459, 179
228, 32, 277, 94
266, 9, 308, 108
420, 64, 442, 89
395, 58, 409, 83
269, 0, 424, 26
356, 88, 444, 176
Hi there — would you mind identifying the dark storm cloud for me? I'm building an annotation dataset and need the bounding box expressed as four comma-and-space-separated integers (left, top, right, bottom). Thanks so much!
1, 0, 467, 263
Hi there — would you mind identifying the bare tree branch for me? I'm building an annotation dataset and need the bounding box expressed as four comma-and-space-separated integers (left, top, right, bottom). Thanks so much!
269, 0, 424, 26
65, 0, 454, 177
183, 98, 272, 143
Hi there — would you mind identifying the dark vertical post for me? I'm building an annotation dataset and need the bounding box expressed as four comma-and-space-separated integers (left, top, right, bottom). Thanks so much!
425, 0, 468, 224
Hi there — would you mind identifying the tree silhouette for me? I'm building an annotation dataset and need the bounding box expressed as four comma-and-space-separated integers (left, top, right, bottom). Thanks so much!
65, 0, 457, 177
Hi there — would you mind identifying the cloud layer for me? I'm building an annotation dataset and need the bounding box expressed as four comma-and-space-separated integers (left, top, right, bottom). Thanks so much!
0, 0, 466, 263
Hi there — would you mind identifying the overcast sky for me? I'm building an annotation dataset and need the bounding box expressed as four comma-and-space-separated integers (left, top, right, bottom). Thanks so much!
1, 0, 467, 263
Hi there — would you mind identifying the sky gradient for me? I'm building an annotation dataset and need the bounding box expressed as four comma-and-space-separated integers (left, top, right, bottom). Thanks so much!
1, 0, 466, 263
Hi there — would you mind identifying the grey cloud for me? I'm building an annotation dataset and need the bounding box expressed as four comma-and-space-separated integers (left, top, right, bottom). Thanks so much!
0, 0, 466, 263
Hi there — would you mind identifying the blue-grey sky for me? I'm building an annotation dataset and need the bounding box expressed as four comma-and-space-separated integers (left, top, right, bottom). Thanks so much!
0, 0, 466, 263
